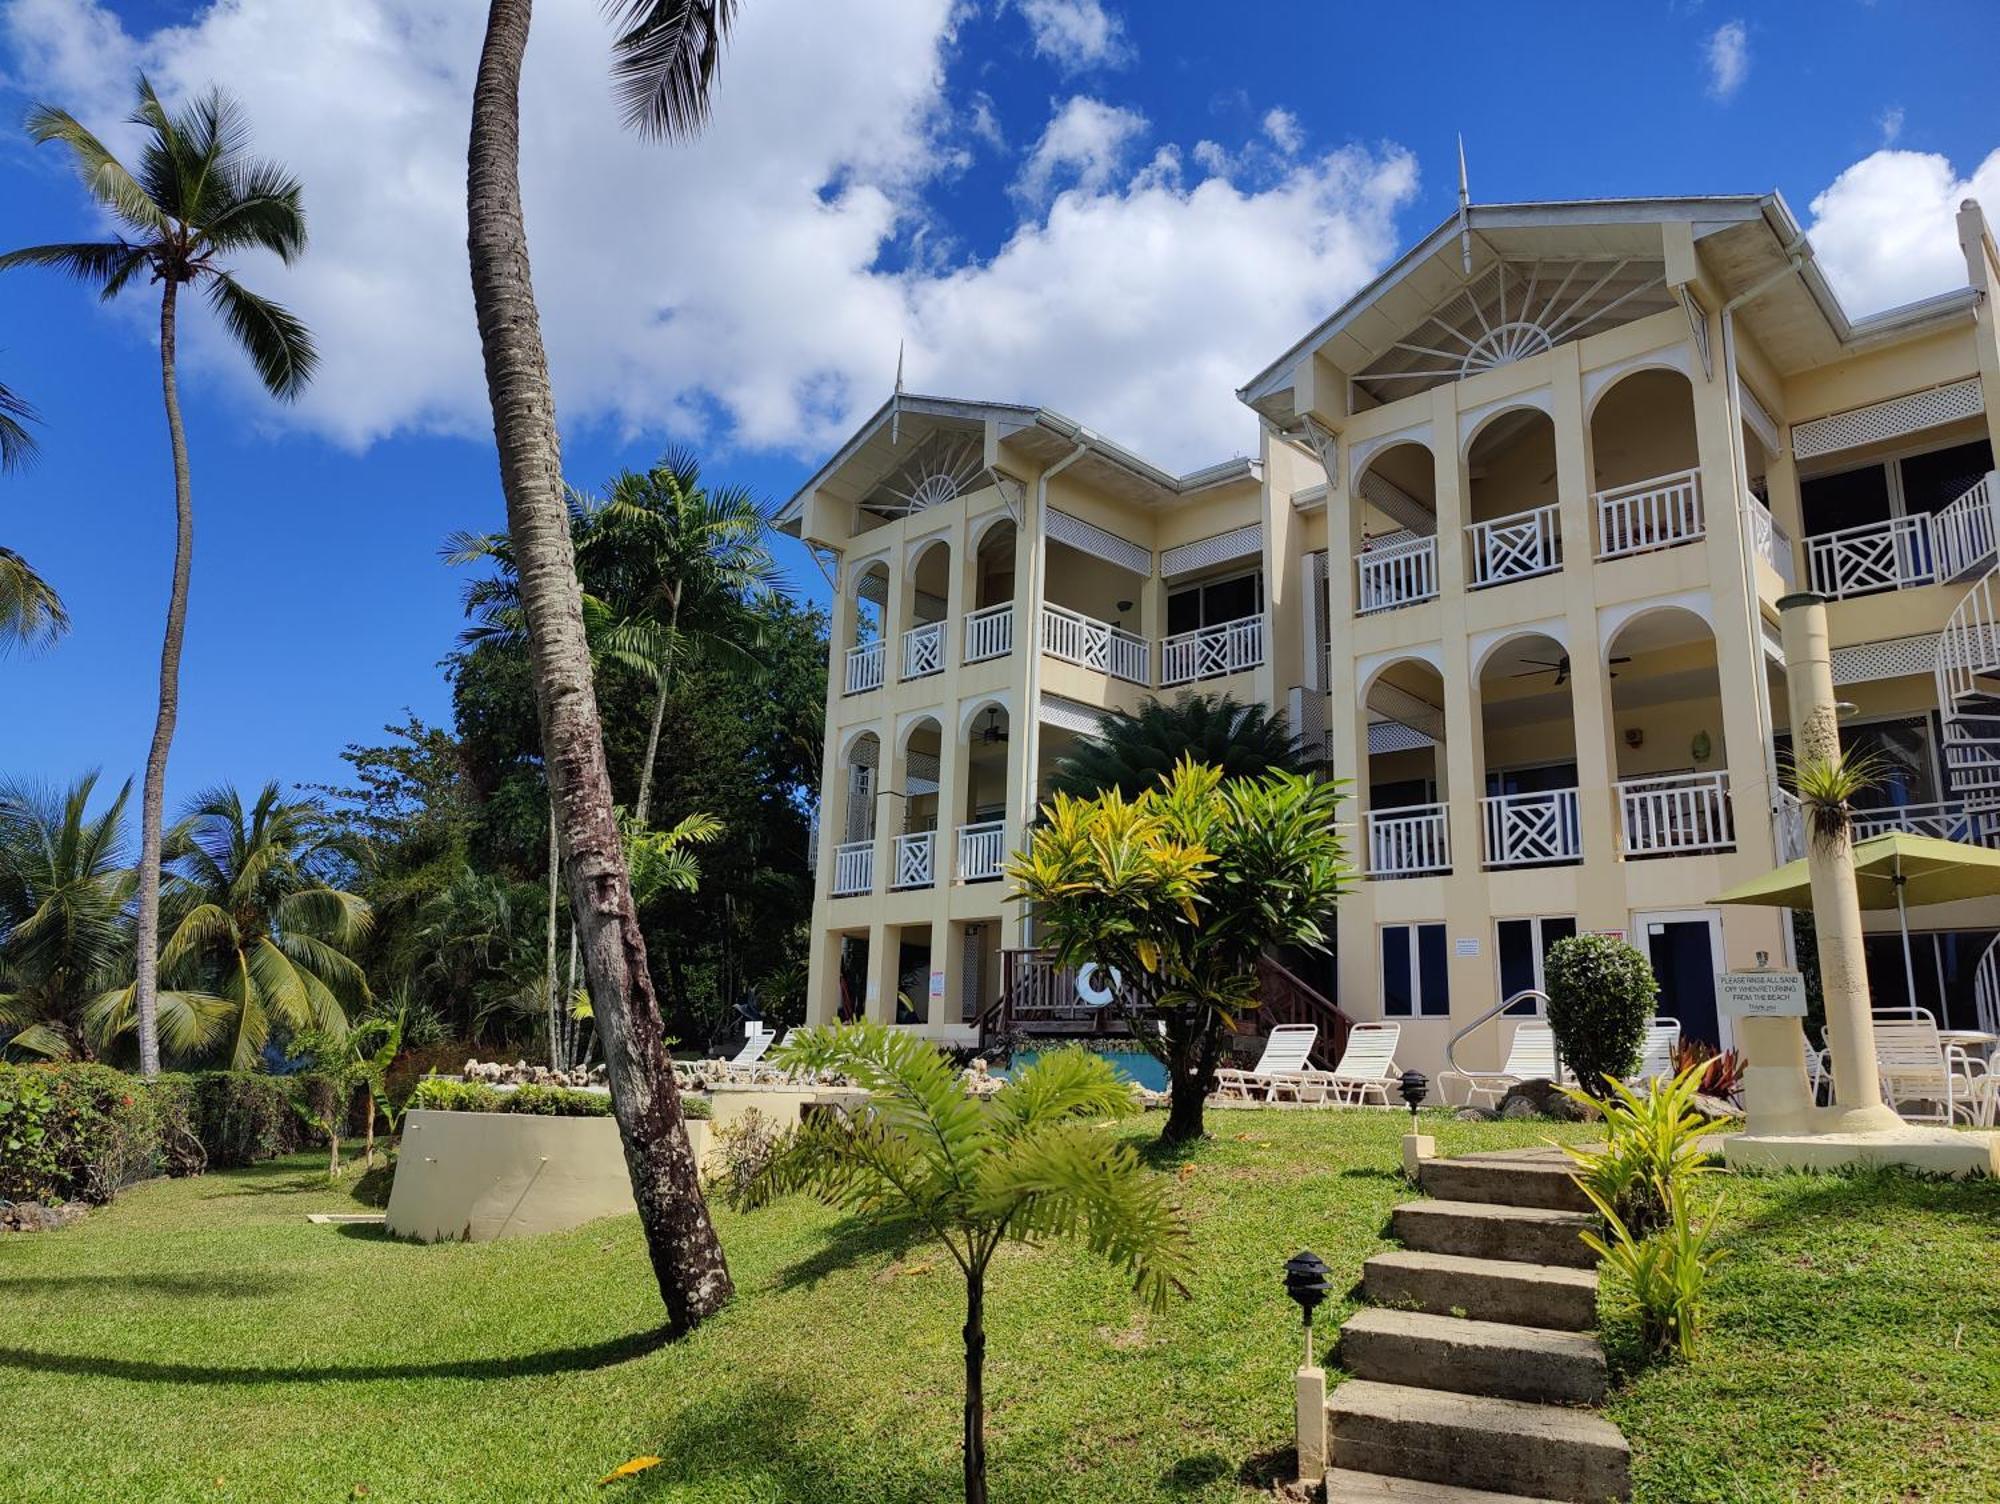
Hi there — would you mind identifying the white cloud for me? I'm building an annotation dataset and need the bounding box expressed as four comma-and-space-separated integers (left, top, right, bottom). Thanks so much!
1704, 20, 1748, 100
1012, 0, 1131, 75
966, 89, 1006, 152
1262, 107, 1304, 156
1009, 95, 1147, 207
1877, 105, 1904, 146
1807, 146, 2000, 315
0, 0, 1416, 470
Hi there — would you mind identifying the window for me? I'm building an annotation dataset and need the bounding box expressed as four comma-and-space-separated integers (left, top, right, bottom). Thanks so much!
1776, 714, 1939, 812
1862, 928, 1997, 1032
1799, 463, 1891, 536
1898, 439, 1993, 515
1167, 570, 1263, 634
1496, 915, 1577, 1015
1382, 923, 1449, 1017
1484, 761, 1578, 797
1798, 437, 1995, 536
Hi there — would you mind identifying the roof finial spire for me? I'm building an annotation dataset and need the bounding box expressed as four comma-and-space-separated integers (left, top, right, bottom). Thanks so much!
891, 340, 905, 444
1457, 133, 1473, 277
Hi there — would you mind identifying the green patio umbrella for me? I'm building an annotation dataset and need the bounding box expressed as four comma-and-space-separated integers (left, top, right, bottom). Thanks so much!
1711, 830, 2000, 1013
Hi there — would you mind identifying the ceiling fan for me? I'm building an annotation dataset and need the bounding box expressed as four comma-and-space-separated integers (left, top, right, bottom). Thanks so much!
979, 707, 1009, 744
1511, 652, 1629, 686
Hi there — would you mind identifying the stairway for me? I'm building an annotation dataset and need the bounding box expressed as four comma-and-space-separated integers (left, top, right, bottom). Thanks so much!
1323, 1149, 1630, 1503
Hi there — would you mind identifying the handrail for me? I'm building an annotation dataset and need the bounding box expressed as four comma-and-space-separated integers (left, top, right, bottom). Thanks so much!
1445, 989, 1549, 1078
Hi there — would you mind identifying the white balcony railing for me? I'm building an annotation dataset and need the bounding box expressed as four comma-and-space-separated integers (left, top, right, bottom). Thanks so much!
1468, 504, 1562, 590
1480, 788, 1582, 868
1595, 469, 1703, 560
831, 839, 874, 895
957, 820, 1006, 882
1617, 771, 1734, 857
1851, 799, 2000, 847
1040, 604, 1149, 685
1161, 614, 1265, 687
900, 621, 944, 681
844, 640, 885, 695
892, 831, 936, 889
1747, 495, 1796, 592
1930, 471, 2000, 583
1806, 514, 1935, 600
1367, 802, 1450, 878
1356, 535, 1439, 615
963, 602, 1014, 664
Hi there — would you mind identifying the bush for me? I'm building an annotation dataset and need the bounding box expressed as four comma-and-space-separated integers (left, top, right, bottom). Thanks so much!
180, 1072, 306, 1167
1558, 1061, 1719, 1235
1542, 934, 1656, 1096
708, 1107, 789, 1211
405, 1077, 613, 1118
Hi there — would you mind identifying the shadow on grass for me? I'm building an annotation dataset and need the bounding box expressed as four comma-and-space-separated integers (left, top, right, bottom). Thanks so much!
767, 1214, 925, 1293
0, 1271, 300, 1299
0, 1325, 675, 1385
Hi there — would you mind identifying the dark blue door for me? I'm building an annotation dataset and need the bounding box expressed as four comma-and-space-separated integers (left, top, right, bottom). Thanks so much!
1646, 920, 1720, 1047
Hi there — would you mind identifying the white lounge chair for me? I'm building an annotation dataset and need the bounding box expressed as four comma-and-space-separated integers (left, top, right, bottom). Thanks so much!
1213, 1024, 1321, 1103
1626, 1017, 1683, 1085
1873, 1011, 1984, 1124
1316, 1022, 1402, 1106
1442, 1019, 1561, 1110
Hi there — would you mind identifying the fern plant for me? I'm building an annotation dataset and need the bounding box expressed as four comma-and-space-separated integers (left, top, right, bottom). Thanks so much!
752, 1023, 1191, 1504
1558, 1061, 1717, 1235
1579, 1179, 1728, 1360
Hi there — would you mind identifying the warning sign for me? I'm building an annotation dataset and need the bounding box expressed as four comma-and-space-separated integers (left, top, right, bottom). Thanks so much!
1715, 969, 1808, 1019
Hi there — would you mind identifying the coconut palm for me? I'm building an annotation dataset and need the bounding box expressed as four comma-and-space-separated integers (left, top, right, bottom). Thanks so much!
478, 0, 740, 1322
0, 546, 69, 656
1048, 692, 1319, 801
2, 80, 316, 1078
0, 773, 137, 1060
758, 1025, 1191, 1504
93, 783, 369, 1070
0, 378, 35, 471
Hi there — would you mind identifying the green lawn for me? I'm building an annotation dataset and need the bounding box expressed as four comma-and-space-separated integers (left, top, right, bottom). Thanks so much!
0, 1112, 1993, 1503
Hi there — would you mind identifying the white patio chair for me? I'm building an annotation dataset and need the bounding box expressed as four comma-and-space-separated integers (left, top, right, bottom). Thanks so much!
731, 1026, 776, 1068
1803, 1041, 1833, 1106
1213, 1024, 1321, 1103
1441, 1019, 1561, 1110
1315, 1022, 1402, 1107
1872, 1012, 1982, 1125
1626, 1017, 1682, 1085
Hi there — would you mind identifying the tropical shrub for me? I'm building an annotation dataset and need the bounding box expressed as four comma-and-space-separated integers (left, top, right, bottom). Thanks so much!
708, 1106, 789, 1212
1048, 692, 1318, 800
182, 1071, 310, 1167
405, 1077, 615, 1118
0, 1063, 228, 1202
1542, 934, 1656, 1095
1558, 1061, 1719, 1235
1580, 1179, 1727, 1361
1669, 1039, 1745, 1103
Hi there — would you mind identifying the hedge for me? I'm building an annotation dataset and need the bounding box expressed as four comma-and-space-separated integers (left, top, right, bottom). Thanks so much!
0, 1063, 344, 1206
405, 1078, 711, 1120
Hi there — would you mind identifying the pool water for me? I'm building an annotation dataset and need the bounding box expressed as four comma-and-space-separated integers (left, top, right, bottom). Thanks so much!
1003, 1049, 1169, 1092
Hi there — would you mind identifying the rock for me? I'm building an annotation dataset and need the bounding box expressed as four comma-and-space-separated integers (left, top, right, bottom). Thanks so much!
1454, 1106, 1499, 1122
1, 1200, 88, 1233
1691, 1092, 1742, 1121
1495, 1079, 1597, 1122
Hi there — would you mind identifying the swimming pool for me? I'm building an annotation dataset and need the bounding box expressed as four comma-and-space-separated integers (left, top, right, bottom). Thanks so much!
1003, 1049, 1168, 1092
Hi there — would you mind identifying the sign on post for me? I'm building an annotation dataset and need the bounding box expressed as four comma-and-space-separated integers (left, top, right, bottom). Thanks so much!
1715, 969, 1808, 1019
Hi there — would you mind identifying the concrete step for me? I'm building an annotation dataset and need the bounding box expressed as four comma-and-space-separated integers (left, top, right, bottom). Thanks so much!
1363, 1250, 1598, 1331
1324, 1468, 1566, 1503
1418, 1155, 1592, 1214
1338, 1307, 1608, 1404
1390, 1199, 1598, 1270
1328, 1380, 1630, 1503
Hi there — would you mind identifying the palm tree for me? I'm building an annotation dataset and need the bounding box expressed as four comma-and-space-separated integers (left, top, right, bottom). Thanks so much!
2, 80, 317, 1079
473, 0, 742, 1310
0, 379, 69, 655
0, 377, 35, 471
760, 1026, 1191, 1504
93, 783, 370, 1069
0, 773, 135, 1060
1048, 692, 1319, 801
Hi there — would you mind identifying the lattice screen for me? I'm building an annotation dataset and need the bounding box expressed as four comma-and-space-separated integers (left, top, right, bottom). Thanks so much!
1037, 692, 1104, 735
1368, 720, 1435, 754
1046, 508, 1152, 576
1161, 523, 1262, 578
1792, 379, 1985, 461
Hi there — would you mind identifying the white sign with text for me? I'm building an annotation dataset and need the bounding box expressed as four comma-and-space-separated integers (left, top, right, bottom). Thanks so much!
1715, 969, 1808, 1019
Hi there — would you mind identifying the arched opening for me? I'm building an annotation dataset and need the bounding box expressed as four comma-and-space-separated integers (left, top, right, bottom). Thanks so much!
844, 561, 890, 694
900, 541, 950, 681
1605, 607, 1732, 859
957, 702, 1010, 882
1353, 441, 1439, 614
1477, 634, 1580, 869
1589, 368, 1702, 558
832, 732, 881, 895
967, 519, 1017, 663
892, 717, 943, 891
1363, 657, 1449, 878
1464, 408, 1561, 589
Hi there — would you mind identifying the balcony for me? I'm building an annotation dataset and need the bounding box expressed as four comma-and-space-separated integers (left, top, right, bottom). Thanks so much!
832, 839, 874, 895
1367, 802, 1450, 878
1040, 604, 1149, 685
1747, 494, 1796, 591
1806, 514, 1934, 601
1595, 469, 1703, 560
957, 820, 1007, 882
1617, 771, 1734, 857
1161, 614, 1265, 687
1468, 504, 1562, 590
1780, 791, 2000, 859
1481, 788, 1581, 868
901, 621, 944, 681
892, 831, 936, 890
843, 640, 884, 696
963, 602, 1013, 664
1356, 535, 1439, 615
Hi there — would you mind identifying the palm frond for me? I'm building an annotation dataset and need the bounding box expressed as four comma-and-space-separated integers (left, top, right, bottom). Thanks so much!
205, 271, 317, 400
0, 240, 141, 288
21, 104, 166, 235
200, 158, 308, 261
0, 379, 40, 472
0, 546, 70, 655
605, 0, 739, 141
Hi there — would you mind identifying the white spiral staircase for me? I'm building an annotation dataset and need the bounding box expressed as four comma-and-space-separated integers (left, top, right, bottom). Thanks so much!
1930, 468, 2000, 1031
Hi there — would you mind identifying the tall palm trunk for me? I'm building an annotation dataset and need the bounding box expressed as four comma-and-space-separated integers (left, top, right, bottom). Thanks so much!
545, 803, 560, 1067
131, 278, 194, 1079
963, 1267, 989, 1504
467, 0, 730, 1330
632, 589, 681, 827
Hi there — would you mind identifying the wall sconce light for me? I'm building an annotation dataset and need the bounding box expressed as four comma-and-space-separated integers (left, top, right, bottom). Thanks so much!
1623, 729, 1644, 749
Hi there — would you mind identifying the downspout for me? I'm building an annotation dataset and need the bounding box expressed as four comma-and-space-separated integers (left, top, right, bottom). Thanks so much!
1021, 442, 1089, 946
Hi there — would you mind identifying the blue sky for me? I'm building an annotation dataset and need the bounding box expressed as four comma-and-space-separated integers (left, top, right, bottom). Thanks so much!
2, 0, 1997, 807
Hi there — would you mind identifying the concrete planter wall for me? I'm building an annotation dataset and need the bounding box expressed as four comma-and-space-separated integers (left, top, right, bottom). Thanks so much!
384, 1109, 711, 1243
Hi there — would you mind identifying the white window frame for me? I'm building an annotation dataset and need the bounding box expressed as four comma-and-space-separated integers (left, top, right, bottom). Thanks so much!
1493, 914, 1575, 1012
1380, 921, 1450, 1018
1166, 567, 1265, 632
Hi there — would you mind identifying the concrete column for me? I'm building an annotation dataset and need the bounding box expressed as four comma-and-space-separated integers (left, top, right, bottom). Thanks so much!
866, 920, 903, 1026
1434, 389, 1491, 1025
805, 925, 847, 1027
1295, 1362, 1328, 1487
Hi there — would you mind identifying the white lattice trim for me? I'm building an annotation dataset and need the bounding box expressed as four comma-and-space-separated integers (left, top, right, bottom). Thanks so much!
1161, 523, 1263, 578
1037, 692, 1106, 735
1792, 379, 1984, 461
1046, 508, 1151, 576
1830, 633, 1934, 684
1368, 719, 1435, 754
1740, 382, 1782, 457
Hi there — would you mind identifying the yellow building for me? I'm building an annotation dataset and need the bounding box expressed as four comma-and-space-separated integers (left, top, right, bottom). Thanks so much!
780, 191, 2000, 1083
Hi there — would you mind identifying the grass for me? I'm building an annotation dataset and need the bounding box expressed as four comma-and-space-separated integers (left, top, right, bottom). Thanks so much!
0, 1112, 1993, 1502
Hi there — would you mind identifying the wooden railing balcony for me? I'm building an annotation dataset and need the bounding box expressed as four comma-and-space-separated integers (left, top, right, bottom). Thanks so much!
1480, 788, 1582, 868
1595, 469, 1703, 560
963, 602, 1014, 664
831, 839, 874, 895
892, 831, 936, 889
1160, 614, 1264, 687
1617, 770, 1733, 857
1040, 603, 1149, 684
900, 621, 944, 681
1367, 802, 1450, 878
1356, 535, 1438, 615
1468, 503, 1562, 590
843, 640, 884, 696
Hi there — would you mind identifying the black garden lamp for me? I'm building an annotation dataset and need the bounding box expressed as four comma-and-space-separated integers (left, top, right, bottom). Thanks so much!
1284, 1249, 1332, 1365
1398, 1069, 1430, 1121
